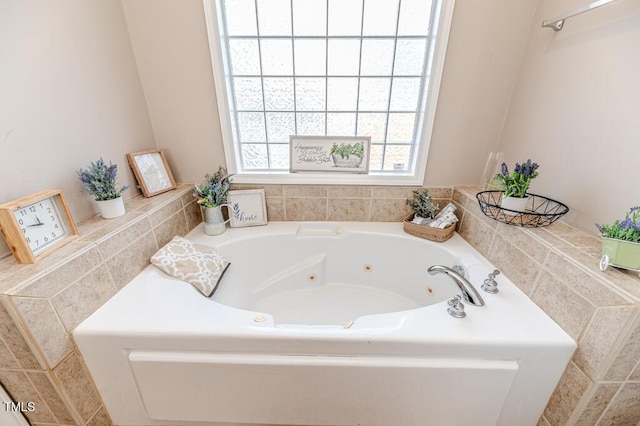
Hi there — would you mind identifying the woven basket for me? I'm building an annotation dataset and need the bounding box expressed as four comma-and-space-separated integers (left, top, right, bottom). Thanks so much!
403, 213, 455, 242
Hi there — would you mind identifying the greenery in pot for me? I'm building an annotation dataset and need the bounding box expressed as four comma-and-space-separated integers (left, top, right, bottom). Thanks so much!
330, 142, 365, 159
77, 158, 129, 201
596, 207, 640, 243
406, 188, 439, 219
493, 159, 540, 198
194, 166, 233, 208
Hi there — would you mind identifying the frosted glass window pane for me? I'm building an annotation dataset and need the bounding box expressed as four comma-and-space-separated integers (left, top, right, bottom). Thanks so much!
389, 78, 421, 111
223, 0, 257, 36
266, 112, 295, 142
386, 113, 415, 142
238, 113, 266, 142
398, 0, 432, 36
264, 78, 294, 111
234, 78, 263, 110
297, 113, 325, 135
383, 145, 411, 171
360, 39, 395, 76
362, 0, 399, 36
357, 113, 387, 142
328, 0, 362, 36
241, 144, 269, 169
327, 113, 356, 136
358, 78, 391, 111
257, 0, 292, 36
327, 39, 360, 76
327, 78, 358, 111
295, 78, 326, 111
229, 40, 261, 75
394, 39, 427, 76
369, 144, 384, 170
294, 40, 326, 76
268, 144, 290, 169
293, 0, 327, 36
261, 39, 293, 75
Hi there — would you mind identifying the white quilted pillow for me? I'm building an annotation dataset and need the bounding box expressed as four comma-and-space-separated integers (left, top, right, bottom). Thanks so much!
150, 236, 230, 297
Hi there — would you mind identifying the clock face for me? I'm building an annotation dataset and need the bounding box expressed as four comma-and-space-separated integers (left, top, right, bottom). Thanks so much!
13, 197, 68, 255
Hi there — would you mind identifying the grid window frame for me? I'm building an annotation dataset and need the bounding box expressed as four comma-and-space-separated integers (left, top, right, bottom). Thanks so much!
205, 0, 456, 185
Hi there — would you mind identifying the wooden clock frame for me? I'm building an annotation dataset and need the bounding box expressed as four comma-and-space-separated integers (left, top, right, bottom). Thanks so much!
0, 189, 78, 264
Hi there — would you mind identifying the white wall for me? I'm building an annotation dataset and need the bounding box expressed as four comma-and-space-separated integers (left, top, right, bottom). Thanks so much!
120, 0, 537, 187
0, 0, 156, 258
425, 0, 538, 185
499, 0, 640, 233
121, 0, 226, 186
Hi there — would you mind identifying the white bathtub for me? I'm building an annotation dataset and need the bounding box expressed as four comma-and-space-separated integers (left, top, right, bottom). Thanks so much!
74, 222, 575, 426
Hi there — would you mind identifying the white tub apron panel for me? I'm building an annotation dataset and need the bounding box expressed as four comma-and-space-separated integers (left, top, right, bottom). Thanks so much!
129, 351, 517, 426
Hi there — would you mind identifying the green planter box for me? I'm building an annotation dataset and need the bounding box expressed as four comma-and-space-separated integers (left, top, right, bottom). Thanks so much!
602, 238, 640, 270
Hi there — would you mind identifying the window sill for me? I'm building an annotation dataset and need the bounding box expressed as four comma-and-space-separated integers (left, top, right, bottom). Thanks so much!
230, 171, 425, 186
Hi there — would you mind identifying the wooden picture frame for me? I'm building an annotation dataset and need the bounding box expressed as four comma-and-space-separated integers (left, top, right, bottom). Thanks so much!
227, 189, 268, 228
0, 189, 78, 264
289, 136, 371, 173
126, 150, 176, 197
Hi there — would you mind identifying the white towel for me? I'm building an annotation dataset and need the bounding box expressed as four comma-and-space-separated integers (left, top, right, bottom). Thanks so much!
150, 236, 230, 297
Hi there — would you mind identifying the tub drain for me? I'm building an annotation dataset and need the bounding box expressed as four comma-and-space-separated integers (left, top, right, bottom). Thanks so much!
253, 316, 266, 323
363, 264, 373, 272
307, 274, 317, 282
425, 286, 434, 296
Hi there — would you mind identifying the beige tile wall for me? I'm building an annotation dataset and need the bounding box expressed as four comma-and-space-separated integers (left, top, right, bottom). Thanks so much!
452, 186, 640, 426
1, 183, 638, 425
0, 185, 200, 426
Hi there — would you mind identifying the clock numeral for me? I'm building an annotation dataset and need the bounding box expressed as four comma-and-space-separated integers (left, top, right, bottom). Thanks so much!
50, 216, 55, 221
18, 218, 24, 225
47, 207, 51, 213
54, 224, 59, 229
22, 228, 26, 234
20, 210, 27, 216
26, 237, 30, 244
51, 232, 56, 238
44, 236, 49, 242
34, 240, 39, 246
29, 206, 36, 213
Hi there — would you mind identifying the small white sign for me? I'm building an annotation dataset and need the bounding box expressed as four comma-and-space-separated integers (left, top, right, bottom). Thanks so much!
227, 189, 268, 228
290, 136, 371, 173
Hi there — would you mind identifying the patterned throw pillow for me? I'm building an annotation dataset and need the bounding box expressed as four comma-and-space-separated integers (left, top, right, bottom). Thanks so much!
150, 236, 230, 297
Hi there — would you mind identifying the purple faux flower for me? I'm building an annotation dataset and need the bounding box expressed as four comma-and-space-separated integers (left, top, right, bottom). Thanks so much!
620, 218, 633, 229
595, 223, 604, 233
501, 163, 509, 177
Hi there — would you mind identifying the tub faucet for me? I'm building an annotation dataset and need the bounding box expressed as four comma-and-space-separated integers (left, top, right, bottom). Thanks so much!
428, 265, 485, 306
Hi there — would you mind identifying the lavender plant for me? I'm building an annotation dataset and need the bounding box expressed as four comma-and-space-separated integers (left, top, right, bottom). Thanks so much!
596, 207, 640, 243
493, 159, 540, 198
77, 158, 128, 201
194, 166, 233, 208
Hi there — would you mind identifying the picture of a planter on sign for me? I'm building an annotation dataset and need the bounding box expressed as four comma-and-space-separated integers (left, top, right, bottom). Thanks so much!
289, 136, 371, 173
227, 189, 268, 228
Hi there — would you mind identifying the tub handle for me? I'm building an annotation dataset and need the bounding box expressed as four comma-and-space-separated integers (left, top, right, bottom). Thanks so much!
447, 295, 466, 318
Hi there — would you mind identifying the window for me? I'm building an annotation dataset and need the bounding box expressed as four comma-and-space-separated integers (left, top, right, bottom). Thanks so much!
204, 0, 454, 185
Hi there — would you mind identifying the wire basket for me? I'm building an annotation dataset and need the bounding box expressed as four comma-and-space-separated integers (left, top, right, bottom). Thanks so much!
476, 191, 569, 228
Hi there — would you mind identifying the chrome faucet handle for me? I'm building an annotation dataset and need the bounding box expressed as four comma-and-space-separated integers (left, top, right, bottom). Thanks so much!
447, 295, 466, 318
482, 269, 500, 294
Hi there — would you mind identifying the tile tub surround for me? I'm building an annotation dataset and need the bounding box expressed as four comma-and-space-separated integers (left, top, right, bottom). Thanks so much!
1, 182, 638, 425
452, 186, 640, 426
0, 184, 200, 426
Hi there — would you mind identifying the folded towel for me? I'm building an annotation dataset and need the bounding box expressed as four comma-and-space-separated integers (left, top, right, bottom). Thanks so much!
150, 236, 230, 297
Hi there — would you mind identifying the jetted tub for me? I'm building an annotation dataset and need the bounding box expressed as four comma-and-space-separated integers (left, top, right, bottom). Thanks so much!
74, 222, 575, 426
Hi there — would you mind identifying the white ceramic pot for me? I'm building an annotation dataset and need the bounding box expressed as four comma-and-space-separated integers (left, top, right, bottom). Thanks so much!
500, 195, 530, 215
203, 205, 229, 236
96, 196, 125, 219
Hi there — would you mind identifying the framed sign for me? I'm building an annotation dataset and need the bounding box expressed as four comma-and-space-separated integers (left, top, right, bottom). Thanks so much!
227, 189, 268, 228
126, 150, 176, 197
290, 136, 370, 173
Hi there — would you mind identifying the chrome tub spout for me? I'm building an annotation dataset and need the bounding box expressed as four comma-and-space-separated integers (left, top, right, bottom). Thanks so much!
428, 265, 485, 306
